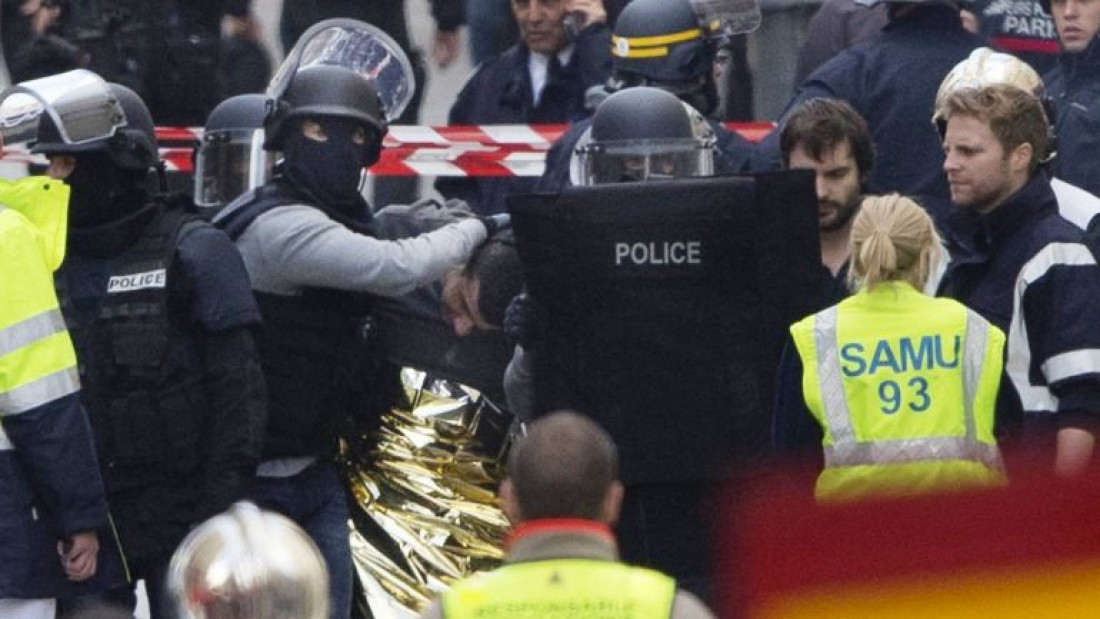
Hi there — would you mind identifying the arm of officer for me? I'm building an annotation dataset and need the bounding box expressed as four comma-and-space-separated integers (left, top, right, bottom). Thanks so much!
0, 215, 109, 558
1020, 246, 1100, 475
179, 226, 267, 519
253, 205, 489, 297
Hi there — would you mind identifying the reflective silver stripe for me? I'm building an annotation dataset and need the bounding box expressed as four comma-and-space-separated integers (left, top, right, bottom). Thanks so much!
0, 366, 80, 416
815, 306, 997, 470
1005, 242, 1095, 413
0, 309, 68, 358
823, 436, 1003, 469
813, 306, 857, 448
961, 310, 988, 441
0, 424, 11, 451
1041, 349, 1100, 384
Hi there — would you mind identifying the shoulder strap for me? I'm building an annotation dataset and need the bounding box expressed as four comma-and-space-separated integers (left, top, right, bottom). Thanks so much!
214, 182, 303, 241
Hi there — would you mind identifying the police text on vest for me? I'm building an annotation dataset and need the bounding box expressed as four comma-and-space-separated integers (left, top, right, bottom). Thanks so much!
614, 241, 702, 266
107, 269, 167, 293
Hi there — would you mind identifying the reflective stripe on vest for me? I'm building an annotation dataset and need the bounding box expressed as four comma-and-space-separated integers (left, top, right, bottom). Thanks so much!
0, 366, 81, 417
813, 306, 1001, 470
0, 309, 68, 359
442, 559, 676, 619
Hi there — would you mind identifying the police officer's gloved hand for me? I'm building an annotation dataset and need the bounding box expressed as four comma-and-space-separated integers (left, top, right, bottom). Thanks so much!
478, 213, 511, 236
504, 292, 548, 348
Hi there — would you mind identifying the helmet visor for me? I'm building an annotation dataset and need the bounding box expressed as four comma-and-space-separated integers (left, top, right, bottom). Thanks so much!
194, 129, 273, 208
690, 0, 762, 35
268, 18, 415, 121
578, 138, 716, 185
0, 69, 124, 148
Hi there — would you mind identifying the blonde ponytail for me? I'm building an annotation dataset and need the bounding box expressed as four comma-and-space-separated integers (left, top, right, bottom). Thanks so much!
848, 194, 942, 292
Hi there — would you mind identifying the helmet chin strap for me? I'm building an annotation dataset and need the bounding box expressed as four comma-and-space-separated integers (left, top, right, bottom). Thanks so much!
154, 160, 169, 193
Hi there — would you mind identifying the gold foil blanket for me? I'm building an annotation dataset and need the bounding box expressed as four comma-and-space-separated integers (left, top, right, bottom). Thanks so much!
342, 369, 514, 619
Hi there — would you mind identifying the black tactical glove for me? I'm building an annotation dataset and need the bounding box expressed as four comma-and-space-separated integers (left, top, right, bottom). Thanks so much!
503, 292, 548, 348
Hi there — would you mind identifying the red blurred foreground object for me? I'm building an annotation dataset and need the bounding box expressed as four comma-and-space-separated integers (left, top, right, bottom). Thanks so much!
719, 452, 1100, 618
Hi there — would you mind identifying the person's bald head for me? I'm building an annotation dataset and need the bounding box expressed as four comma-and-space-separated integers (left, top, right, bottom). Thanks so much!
502, 411, 623, 524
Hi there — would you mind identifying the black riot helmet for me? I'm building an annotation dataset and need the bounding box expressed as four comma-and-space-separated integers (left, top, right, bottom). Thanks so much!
575, 87, 716, 185
195, 94, 274, 209
263, 64, 387, 166
610, 0, 716, 111
32, 82, 159, 171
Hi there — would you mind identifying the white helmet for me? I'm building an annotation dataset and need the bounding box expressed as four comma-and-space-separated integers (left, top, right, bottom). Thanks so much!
168, 502, 329, 619
932, 47, 1054, 160
932, 47, 1044, 127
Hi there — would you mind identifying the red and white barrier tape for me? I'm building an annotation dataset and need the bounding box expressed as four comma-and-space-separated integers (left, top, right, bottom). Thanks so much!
1, 123, 775, 176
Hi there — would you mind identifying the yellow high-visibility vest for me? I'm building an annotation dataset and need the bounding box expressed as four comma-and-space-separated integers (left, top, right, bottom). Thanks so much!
789, 281, 1006, 502
442, 559, 677, 619
0, 178, 78, 427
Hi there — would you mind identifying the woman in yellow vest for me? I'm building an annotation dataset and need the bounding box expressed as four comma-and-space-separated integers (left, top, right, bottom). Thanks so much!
789, 194, 1006, 502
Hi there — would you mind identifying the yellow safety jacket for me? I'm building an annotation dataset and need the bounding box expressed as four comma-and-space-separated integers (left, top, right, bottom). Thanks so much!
0, 177, 75, 416
0, 178, 117, 598
790, 281, 1006, 502
442, 559, 677, 619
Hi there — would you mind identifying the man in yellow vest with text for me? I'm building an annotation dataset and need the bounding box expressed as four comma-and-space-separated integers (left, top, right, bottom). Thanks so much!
420, 411, 714, 619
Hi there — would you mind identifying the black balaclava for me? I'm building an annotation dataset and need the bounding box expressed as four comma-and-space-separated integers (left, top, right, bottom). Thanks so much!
283, 116, 372, 220
66, 151, 149, 228
65, 151, 154, 257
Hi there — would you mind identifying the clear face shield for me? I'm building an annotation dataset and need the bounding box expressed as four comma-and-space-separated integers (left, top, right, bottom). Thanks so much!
268, 18, 416, 121
194, 128, 273, 208
0, 69, 125, 150
689, 0, 763, 35
576, 137, 716, 186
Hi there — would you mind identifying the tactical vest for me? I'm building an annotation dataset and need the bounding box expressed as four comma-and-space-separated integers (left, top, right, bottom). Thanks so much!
789, 282, 1007, 502
57, 203, 207, 492
218, 182, 380, 459
442, 560, 677, 619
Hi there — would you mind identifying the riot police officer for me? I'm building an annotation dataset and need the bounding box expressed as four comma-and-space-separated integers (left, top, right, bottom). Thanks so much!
212, 23, 504, 619
506, 86, 718, 419
538, 0, 761, 191
504, 85, 823, 602
193, 93, 272, 218
0, 69, 268, 619
572, 87, 717, 185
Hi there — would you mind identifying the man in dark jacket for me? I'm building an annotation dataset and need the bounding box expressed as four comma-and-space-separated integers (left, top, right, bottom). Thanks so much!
938, 84, 1100, 475
1042, 0, 1100, 197
757, 0, 986, 227
436, 0, 613, 214
22, 71, 268, 619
